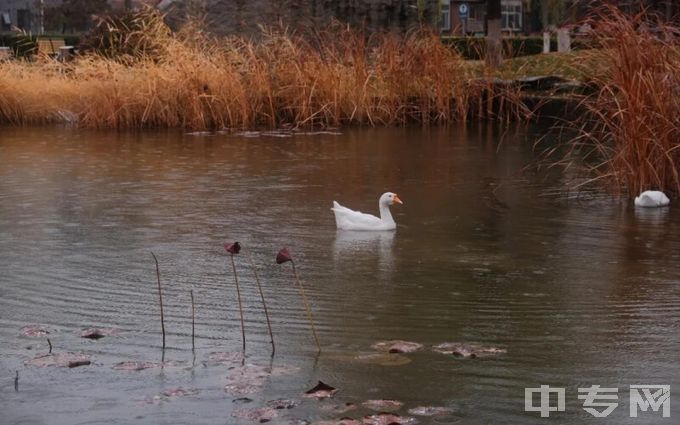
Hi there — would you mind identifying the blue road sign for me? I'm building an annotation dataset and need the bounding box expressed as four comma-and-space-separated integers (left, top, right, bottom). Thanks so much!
458, 3, 469, 19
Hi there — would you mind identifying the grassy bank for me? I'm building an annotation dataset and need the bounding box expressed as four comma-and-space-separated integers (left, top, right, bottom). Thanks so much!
1, 8, 677, 198
555, 7, 680, 198
0, 11, 531, 129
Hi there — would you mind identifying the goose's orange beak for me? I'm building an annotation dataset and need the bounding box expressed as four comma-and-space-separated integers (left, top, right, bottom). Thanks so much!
393, 194, 403, 205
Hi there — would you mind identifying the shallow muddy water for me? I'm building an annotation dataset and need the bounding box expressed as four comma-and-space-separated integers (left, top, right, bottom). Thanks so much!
1, 125, 679, 424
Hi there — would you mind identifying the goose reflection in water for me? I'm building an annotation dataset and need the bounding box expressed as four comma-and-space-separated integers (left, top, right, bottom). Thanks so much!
634, 203, 671, 226
332, 230, 396, 280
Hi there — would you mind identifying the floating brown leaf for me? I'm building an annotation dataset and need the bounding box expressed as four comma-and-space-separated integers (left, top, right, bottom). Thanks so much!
304, 381, 338, 399
161, 387, 199, 398
80, 327, 119, 340
25, 352, 91, 368
432, 343, 506, 358
361, 400, 403, 411
266, 398, 299, 409
407, 406, 455, 417
20, 325, 50, 337
371, 340, 423, 354
362, 412, 417, 425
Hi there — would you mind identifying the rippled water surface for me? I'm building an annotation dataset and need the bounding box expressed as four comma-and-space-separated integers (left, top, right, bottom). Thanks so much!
1, 126, 679, 425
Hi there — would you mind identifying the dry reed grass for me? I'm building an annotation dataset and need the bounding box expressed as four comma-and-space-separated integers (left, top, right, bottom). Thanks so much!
0, 9, 530, 129
561, 6, 680, 197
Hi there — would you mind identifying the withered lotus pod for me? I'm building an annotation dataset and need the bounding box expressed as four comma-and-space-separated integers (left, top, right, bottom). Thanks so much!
276, 247, 293, 264
224, 241, 241, 255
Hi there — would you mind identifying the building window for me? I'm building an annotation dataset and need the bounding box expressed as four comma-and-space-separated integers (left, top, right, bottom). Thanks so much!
469, 4, 480, 21
1, 12, 11, 31
501, 1, 522, 31
17, 9, 31, 31
439, 0, 451, 32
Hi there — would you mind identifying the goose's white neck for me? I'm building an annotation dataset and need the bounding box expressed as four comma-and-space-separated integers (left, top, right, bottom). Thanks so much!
379, 201, 395, 225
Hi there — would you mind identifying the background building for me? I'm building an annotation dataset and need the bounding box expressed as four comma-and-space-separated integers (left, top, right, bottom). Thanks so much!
439, 0, 679, 37
0, 0, 441, 35
440, 0, 527, 36
2, 1, 676, 36
1, 1, 62, 32
0, 0, 148, 33
159, 0, 440, 36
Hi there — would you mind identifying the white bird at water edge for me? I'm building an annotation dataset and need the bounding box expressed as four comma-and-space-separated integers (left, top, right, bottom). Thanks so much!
634, 190, 670, 208
331, 192, 403, 231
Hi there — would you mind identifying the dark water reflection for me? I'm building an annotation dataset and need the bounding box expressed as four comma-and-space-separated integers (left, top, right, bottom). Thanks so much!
0, 126, 678, 424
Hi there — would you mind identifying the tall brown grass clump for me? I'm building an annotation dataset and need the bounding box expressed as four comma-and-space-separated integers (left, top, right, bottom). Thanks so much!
0, 8, 529, 129
566, 6, 680, 198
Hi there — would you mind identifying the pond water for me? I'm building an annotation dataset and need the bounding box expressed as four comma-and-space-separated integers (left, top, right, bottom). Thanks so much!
1, 126, 679, 425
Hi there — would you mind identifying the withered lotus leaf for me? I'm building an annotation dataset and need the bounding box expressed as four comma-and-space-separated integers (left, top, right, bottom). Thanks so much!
20, 325, 50, 337
25, 352, 91, 368
432, 343, 506, 358
361, 399, 403, 411
266, 398, 299, 409
407, 406, 455, 417
161, 387, 199, 398
304, 381, 338, 399
81, 327, 119, 339
371, 340, 423, 354
362, 413, 417, 425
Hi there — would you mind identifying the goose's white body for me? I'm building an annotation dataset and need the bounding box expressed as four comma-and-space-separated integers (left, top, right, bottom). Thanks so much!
331, 192, 402, 231
634, 190, 670, 208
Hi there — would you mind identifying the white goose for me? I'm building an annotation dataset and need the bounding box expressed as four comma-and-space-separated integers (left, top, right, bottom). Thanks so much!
634, 190, 670, 208
331, 192, 403, 231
